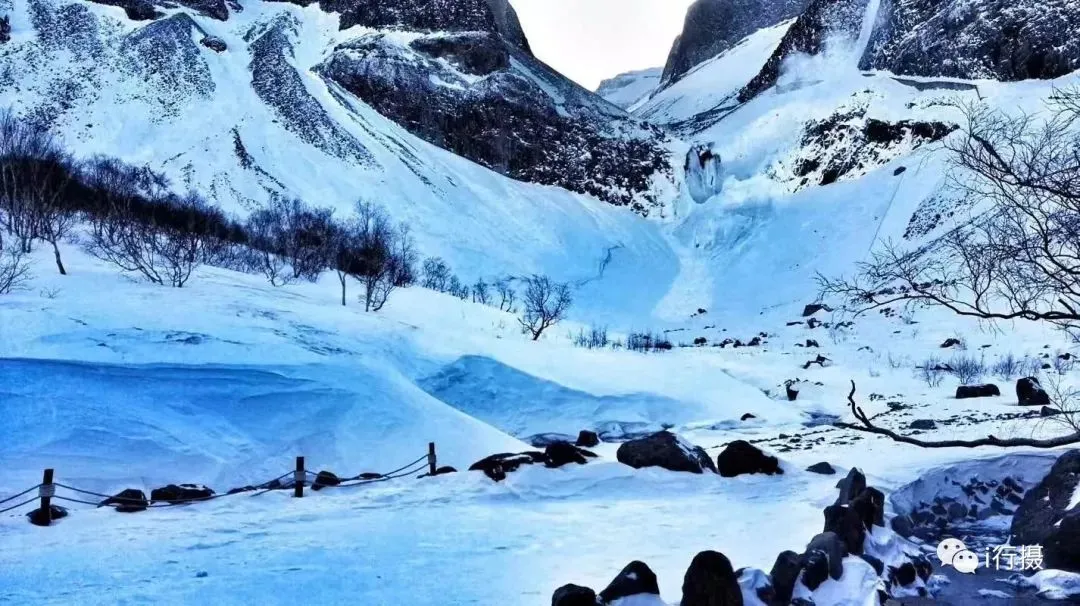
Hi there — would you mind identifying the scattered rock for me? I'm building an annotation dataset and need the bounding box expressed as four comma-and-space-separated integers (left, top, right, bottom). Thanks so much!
909, 419, 936, 430
26, 505, 68, 526
835, 468, 867, 505
469, 452, 545, 481
1012, 450, 1080, 571
599, 560, 660, 603
955, 384, 1000, 399
99, 488, 148, 512
681, 550, 743, 606
716, 440, 782, 477
150, 483, 214, 504
802, 531, 848, 589
545, 441, 593, 468
575, 430, 600, 448
785, 379, 800, 401
1017, 376, 1051, 406
940, 338, 962, 348
823, 504, 866, 555
431, 466, 457, 476
617, 431, 717, 474
807, 462, 836, 475
551, 583, 596, 606
528, 433, 576, 447
894, 166, 907, 176
1041, 406, 1062, 417
802, 355, 831, 369
200, 35, 227, 52
802, 303, 832, 317
851, 487, 885, 528
740, 413, 757, 421
891, 562, 917, 587
311, 471, 340, 491
769, 550, 802, 604
890, 514, 914, 538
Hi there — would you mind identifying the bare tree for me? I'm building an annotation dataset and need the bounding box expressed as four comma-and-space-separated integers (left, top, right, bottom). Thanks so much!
422, 256, 452, 292
472, 278, 490, 305
349, 202, 415, 312
518, 274, 572, 340
820, 88, 1080, 335
495, 277, 517, 312
0, 239, 30, 294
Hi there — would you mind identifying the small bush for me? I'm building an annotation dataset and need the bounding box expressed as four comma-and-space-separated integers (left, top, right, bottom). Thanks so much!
948, 353, 987, 385
627, 331, 672, 353
992, 353, 1023, 381
916, 357, 947, 387
573, 324, 609, 349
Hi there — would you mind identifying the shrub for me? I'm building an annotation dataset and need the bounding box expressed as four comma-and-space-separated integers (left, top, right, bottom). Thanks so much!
948, 353, 987, 385
518, 275, 572, 341
572, 324, 609, 349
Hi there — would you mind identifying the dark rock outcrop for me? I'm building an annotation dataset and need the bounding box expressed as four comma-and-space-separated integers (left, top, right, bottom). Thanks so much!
850, 486, 885, 528
617, 431, 717, 474
1012, 450, 1080, 571
770, 550, 802, 604
1017, 376, 1050, 406
100, 488, 149, 512
575, 430, 600, 448
551, 583, 597, 606
955, 384, 1000, 399
0, 15, 11, 43
861, 0, 1080, 81
807, 462, 836, 475
801, 531, 848, 589
661, 0, 808, 87
599, 560, 661, 603
716, 440, 782, 477
681, 550, 743, 606
150, 483, 214, 504
835, 468, 866, 505
545, 441, 592, 468
469, 451, 546, 481
824, 504, 866, 555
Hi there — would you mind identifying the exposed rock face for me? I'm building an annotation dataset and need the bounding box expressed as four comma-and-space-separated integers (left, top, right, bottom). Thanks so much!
860, 0, 1080, 81
1012, 450, 1080, 571
318, 30, 672, 211
661, 0, 809, 87
739, 0, 868, 102
685, 143, 724, 204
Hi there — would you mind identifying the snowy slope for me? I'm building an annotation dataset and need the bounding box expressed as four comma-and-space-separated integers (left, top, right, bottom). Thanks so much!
595, 67, 662, 110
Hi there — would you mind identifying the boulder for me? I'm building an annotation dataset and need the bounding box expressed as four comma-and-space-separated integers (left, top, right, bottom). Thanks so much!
311, 471, 341, 491
529, 433, 576, 447
469, 452, 546, 482
99, 488, 149, 512
835, 468, 866, 505
850, 487, 885, 528
891, 562, 917, 587
1017, 376, 1051, 406
769, 550, 802, 604
785, 379, 800, 401
716, 441, 782, 477
940, 338, 962, 348
1012, 449, 1080, 571
681, 550, 743, 606
545, 441, 592, 468
909, 419, 936, 430
200, 35, 227, 52
150, 483, 214, 504
823, 504, 866, 555
599, 560, 660, 603
890, 514, 914, 538
740, 413, 756, 421
551, 583, 596, 606
802, 303, 831, 317
802, 531, 848, 590
806, 462, 836, 475
26, 504, 68, 526
432, 466, 457, 476
575, 430, 600, 448
617, 431, 717, 474
859, 553, 884, 576
955, 384, 1000, 399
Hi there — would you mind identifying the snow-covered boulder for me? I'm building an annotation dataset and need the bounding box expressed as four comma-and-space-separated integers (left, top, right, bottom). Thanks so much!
149, 483, 214, 504
1012, 450, 1080, 571
715, 440, 782, 477
551, 583, 597, 606
680, 550, 742, 606
616, 431, 717, 474
1017, 376, 1051, 406
100, 488, 149, 512
955, 383, 1000, 399
598, 561, 662, 604
685, 143, 724, 204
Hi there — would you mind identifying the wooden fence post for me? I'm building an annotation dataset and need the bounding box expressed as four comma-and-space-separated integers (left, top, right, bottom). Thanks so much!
428, 442, 437, 475
40, 468, 54, 525
294, 456, 304, 498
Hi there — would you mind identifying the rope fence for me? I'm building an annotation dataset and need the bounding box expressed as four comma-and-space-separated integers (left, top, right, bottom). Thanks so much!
0, 442, 442, 526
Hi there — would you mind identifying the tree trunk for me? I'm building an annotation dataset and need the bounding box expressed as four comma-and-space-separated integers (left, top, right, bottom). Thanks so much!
52, 241, 66, 275
338, 272, 346, 306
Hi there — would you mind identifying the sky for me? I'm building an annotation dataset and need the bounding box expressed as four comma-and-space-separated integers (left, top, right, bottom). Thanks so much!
511, 0, 698, 90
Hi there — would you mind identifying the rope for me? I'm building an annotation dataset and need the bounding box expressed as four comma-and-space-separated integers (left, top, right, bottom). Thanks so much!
0, 497, 38, 515
335, 459, 429, 488
0, 484, 42, 505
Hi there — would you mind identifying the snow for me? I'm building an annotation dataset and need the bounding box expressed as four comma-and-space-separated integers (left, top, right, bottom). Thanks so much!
596, 67, 662, 110
1029, 569, 1080, 600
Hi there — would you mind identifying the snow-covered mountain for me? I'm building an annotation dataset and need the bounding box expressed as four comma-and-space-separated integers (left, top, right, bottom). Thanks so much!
595, 67, 661, 110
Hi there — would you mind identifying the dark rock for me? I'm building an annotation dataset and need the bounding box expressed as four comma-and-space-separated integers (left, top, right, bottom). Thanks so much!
955, 384, 1000, 399
802, 355, 831, 369
913, 555, 934, 582
802, 531, 848, 589
174, 0, 228, 20
200, 35, 227, 52
617, 431, 717, 474
769, 550, 802, 604
716, 440, 782, 477
805, 339, 820, 348
0, 16, 10, 44
681, 550, 743, 606
100, 488, 148, 512
891, 562, 917, 587
785, 379, 800, 401
551, 583, 596, 606
890, 514, 914, 538
740, 413, 757, 421
909, 419, 936, 430
835, 468, 866, 505
1012, 450, 1080, 571
802, 303, 832, 317
823, 504, 865, 555
26, 505, 68, 526
575, 430, 600, 448
860, 553, 885, 576
545, 441, 591, 468
150, 483, 214, 504
947, 502, 967, 521
358, 472, 383, 480
311, 471, 340, 491
85, 0, 163, 20
432, 466, 457, 476
528, 433, 576, 448
659, 0, 808, 86
469, 451, 546, 481
894, 166, 907, 176
1042, 406, 1062, 417
851, 487, 885, 528
1017, 376, 1051, 406
940, 338, 962, 348
599, 560, 660, 603
807, 462, 836, 475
